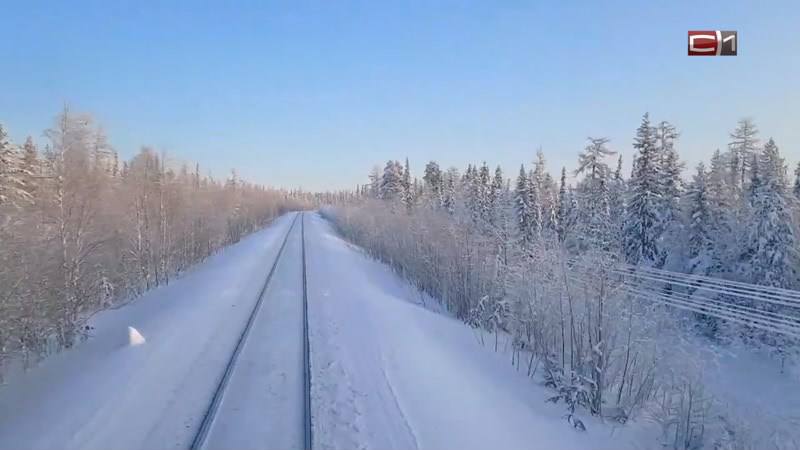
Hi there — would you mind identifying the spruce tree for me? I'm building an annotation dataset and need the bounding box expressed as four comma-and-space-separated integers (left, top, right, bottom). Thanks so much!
527, 167, 542, 239
556, 167, 569, 242
759, 138, 787, 186
545, 174, 557, 230
794, 161, 800, 200
423, 161, 443, 207
589, 172, 613, 251
443, 170, 456, 215
490, 166, 504, 226
686, 163, 718, 274
740, 138, 796, 289
656, 121, 683, 226
401, 158, 413, 212
478, 162, 492, 223
706, 149, 734, 262
493, 180, 514, 266
608, 154, 626, 241
686, 162, 723, 334
533, 150, 559, 234
532, 149, 547, 194
623, 113, 664, 266
514, 165, 532, 243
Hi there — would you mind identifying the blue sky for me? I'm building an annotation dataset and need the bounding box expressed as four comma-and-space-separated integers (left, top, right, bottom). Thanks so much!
1, 1, 798, 190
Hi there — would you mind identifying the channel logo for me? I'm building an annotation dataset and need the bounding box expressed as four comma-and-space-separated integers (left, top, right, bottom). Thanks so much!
688, 31, 737, 56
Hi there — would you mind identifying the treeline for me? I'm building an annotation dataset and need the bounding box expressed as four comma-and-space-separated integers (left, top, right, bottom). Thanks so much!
328, 114, 799, 449
0, 107, 308, 377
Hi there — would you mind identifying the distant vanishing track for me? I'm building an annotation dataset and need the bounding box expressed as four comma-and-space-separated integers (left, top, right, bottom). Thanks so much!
189, 211, 312, 450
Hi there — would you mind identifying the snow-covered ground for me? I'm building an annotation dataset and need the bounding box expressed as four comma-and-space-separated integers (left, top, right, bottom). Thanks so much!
305, 212, 654, 450
688, 337, 800, 447
201, 214, 306, 450
0, 213, 298, 450
11, 211, 768, 450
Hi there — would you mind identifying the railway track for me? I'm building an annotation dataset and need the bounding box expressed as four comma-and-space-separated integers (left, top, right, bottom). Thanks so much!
301, 212, 313, 450
189, 211, 312, 450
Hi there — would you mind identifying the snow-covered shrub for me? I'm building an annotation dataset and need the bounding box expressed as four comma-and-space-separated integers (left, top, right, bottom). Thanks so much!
649, 377, 712, 450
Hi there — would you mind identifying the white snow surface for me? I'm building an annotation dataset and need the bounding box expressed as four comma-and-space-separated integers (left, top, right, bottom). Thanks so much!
0, 213, 298, 450
201, 215, 306, 450
0, 211, 660, 450
305, 213, 652, 450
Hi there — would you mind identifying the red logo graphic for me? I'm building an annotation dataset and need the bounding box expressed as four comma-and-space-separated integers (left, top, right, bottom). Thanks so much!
688, 31, 737, 56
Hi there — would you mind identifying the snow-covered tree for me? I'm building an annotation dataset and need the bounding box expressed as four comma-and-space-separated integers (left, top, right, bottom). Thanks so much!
527, 166, 543, 240
462, 164, 477, 222
401, 158, 414, 212
656, 121, 683, 227
759, 138, 787, 187
543, 186, 558, 236
556, 167, 570, 243
443, 168, 457, 215
575, 137, 615, 251
794, 161, 800, 200
478, 162, 492, 223
492, 172, 515, 267
489, 166, 504, 226
0, 123, 30, 208
514, 165, 533, 244
623, 113, 664, 266
19, 136, 40, 197
532, 150, 558, 235
532, 149, 548, 194
728, 118, 760, 196
608, 155, 626, 241
739, 138, 796, 289
707, 149, 730, 211
576, 137, 615, 181
423, 160, 443, 207
368, 166, 381, 198
686, 163, 719, 275
705, 149, 735, 265
380, 160, 403, 200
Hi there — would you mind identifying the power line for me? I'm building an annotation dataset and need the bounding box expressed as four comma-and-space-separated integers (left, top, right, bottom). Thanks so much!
565, 273, 800, 338
566, 260, 800, 309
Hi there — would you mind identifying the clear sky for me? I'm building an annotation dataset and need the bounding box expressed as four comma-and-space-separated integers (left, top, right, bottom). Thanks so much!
1, 1, 798, 190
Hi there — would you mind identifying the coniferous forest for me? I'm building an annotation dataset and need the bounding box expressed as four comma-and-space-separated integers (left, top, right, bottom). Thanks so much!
327, 114, 800, 448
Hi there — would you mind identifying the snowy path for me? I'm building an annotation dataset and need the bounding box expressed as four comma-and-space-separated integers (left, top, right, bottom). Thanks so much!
305, 212, 645, 450
0, 214, 298, 450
